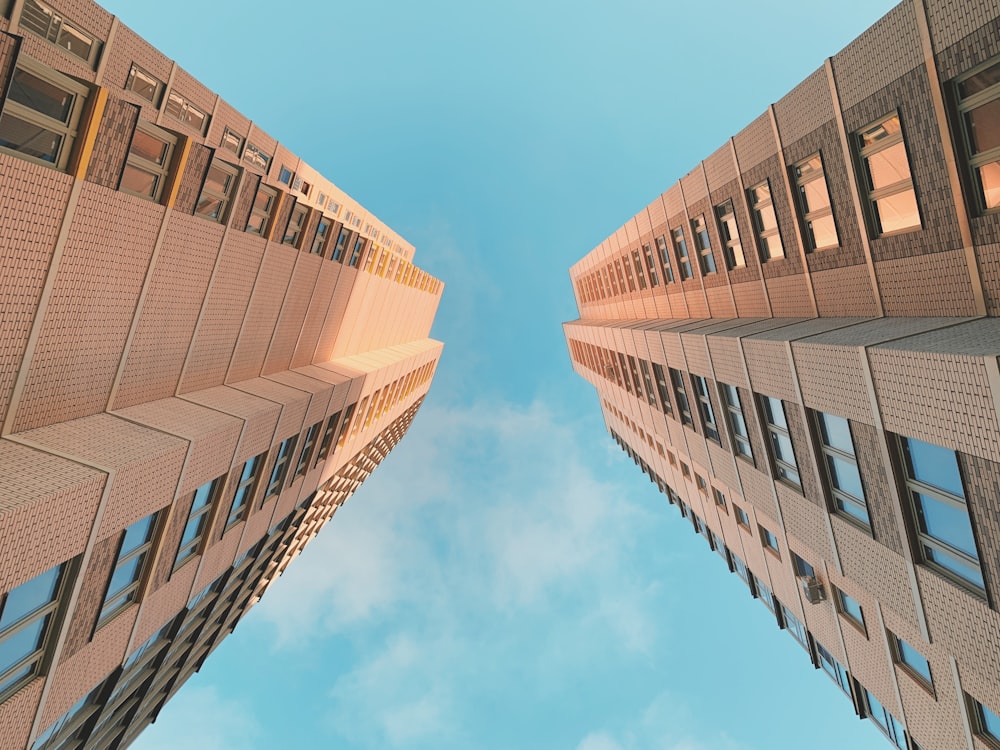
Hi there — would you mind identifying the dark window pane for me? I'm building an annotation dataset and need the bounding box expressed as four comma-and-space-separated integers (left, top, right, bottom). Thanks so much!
9, 69, 74, 123
0, 567, 60, 629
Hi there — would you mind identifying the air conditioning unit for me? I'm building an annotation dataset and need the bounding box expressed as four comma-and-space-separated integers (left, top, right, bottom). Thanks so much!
800, 575, 826, 604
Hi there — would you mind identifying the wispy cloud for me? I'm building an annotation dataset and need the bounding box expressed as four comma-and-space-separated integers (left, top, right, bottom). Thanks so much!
130, 685, 260, 750
251, 397, 668, 748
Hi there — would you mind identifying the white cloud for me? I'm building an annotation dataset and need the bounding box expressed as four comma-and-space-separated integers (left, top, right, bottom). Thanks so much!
576, 733, 626, 750
129, 685, 260, 750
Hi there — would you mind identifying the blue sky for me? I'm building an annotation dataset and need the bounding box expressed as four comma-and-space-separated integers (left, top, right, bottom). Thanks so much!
108, 1, 903, 748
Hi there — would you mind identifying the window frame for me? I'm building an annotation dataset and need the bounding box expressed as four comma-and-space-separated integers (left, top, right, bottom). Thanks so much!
173, 477, 223, 571
749, 180, 785, 261
691, 215, 717, 274
119, 120, 177, 203
759, 525, 781, 559
20, 0, 101, 67
955, 57, 1000, 214
163, 89, 209, 135
671, 226, 693, 279
721, 383, 753, 460
815, 411, 870, 529
245, 184, 278, 236
715, 199, 746, 269
125, 63, 164, 106
833, 586, 867, 635
691, 374, 720, 443
226, 453, 264, 528
294, 422, 322, 480
194, 159, 240, 223
264, 436, 298, 499
282, 203, 308, 247
969, 696, 1000, 750
863, 689, 907, 750
650, 363, 673, 416
0, 563, 69, 700
734, 504, 751, 531
98, 513, 159, 626
889, 632, 934, 692
898, 435, 986, 595
856, 112, 921, 237
670, 367, 693, 427
0, 56, 90, 171
311, 215, 332, 255
760, 395, 800, 488
793, 152, 839, 251
654, 234, 675, 283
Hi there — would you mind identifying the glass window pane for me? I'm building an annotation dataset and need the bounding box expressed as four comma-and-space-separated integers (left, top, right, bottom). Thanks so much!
130, 130, 169, 165
861, 116, 901, 147
867, 142, 911, 189
180, 516, 205, 548
0, 615, 47, 674
896, 638, 932, 683
129, 67, 158, 101
764, 397, 786, 428
757, 204, 778, 232
753, 183, 771, 202
0, 113, 62, 163
120, 164, 158, 197
903, 438, 964, 496
959, 62, 1000, 98
979, 702, 1000, 737
924, 545, 984, 588
808, 214, 838, 249
828, 454, 864, 498
801, 178, 831, 213
121, 517, 155, 555
965, 98, 1000, 154
203, 166, 231, 195
837, 496, 871, 525
56, 24, 93, 61
819, 413, 853, 453
0, 568, 60, 629
106, 555, 143, 600
195, 196, 223, 218
191, 481, 215, 512
9, 69, 74, 123
874, 189, 920, 233
0, 663, 33, 695
978, 160, 1000, 210
913, 492, 977, 557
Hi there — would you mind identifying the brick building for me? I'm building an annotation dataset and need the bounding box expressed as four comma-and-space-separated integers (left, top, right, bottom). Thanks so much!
565, 1, 1000, 749
0, 1, 443, 748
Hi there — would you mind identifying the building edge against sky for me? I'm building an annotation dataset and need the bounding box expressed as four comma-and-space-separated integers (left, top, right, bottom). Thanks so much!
0, 0, 443, 748
565, 1, 1000, 749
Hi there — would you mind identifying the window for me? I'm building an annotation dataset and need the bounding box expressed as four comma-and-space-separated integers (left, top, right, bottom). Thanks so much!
638, 360, 658, 409
283, 203, 308, 247
749, 180, 785, 260
651, 363, 673, 415
195, 160, 239, 222
863, 689, 907, 749
227, 453, 264, 527
734, 504, 751, 530
710, 531, 728, 561
631, 249, 647, 290
899, 436, 985, 592
671, 227, 693, 279
655, 235, 675, 283
0, 563, 67, 698
164, 90, 208, 134
243, 141, 270, 171
642, 243, 659, 287
349, 236, 366, 267
816, 412, 869, 527
721, 383, 753, 459
731, 553, 750, 584
970, 697, 1000, 748
816, 642, 852, 696
174, 477, 222, 569
126, 63, 164, 105
670, 368, 693, 426
246, 184, 277, 236
857, 114, 920, 235
793, 153, 839, 250
294, 422, 321, 480
692, 215, 716, 274
20, 0, 99, 66
314, 411, 342, 467
691, 375, 720, 442
265, 436, 298, 498
712, 487, 727, 511
715, 199, 746, 269
759, 526, 780, 558
753, 574, 776, 613
890, 633, 933, 689
956, 58, 1000, 213
120, 121, 176, 202
0, 58, 90, 170
100, 513, 158, 624
834, 587, 866, 634
781, 605, 808, 649
278, 165, 293, 185
311, 216, 332, 255
761, 396, 800, 487
220, 127, 244, 156
791, 552, 815, 579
